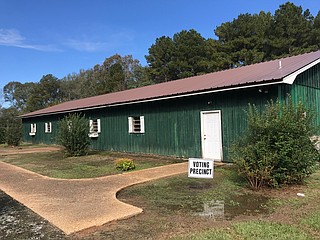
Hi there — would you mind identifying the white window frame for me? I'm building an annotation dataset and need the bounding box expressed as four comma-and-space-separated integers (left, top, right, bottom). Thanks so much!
89, 119, 101, 137
128, 116, 145, 134
29, 123, 36, 136
45, 122, 52, 133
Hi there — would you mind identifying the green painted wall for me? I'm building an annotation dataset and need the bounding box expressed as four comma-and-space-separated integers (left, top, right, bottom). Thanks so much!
291, 63, 320, 131
22, 115, 61, 144
21, 63, 320, 161
22, 86, 278, 162
277, 63, 320, 133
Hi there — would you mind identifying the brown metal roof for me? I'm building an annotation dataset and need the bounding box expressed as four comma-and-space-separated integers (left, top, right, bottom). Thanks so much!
21, 50, 320, 118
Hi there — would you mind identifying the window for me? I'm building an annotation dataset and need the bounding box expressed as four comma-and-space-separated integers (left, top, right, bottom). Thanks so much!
29, 123, 36, 136
128, 116, 145, 133
89, 119, 101, 137
45, 122, 52, 133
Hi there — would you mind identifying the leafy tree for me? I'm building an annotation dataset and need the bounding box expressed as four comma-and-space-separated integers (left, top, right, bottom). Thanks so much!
269, 2, 314, 57
3, 81, 36, 111
132, 66, 155, 87
99, 54, 126, 93
214, 2, 319, 66
231, 98, 320, 190
146, 29, 222, 82
172, 29, 211, 78
56, 113, 90, 156
205, 38, 232, 71
3, 81, 21, 106
215, 12, 273, 67
26, 74, 61, 112
60, 54, 144, 99
59, 73, 84, 102
109, 62, 125, 91
145, 36, 176, 83
5, 117, 21, 146
0, 106, 5, 144
311, 11, 320, 49
0, 107, 21, 146
38, 74, 61, 105
122, 55, 145, 90
3, 2, 320, 114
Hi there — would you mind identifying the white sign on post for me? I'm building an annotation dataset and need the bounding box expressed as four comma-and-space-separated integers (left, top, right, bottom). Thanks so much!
188, 158, 214, 179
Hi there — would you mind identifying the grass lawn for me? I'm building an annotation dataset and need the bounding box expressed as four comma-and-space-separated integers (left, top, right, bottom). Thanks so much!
1, 144, 320, 239
0, 145, 184, 179
76, 166, 320, 240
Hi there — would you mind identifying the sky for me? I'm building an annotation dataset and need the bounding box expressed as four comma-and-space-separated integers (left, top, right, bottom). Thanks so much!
0, 0, 320, 103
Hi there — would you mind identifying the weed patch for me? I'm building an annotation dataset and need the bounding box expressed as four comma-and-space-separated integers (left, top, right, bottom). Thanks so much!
233, 220, 313, 239
301, 209, 320, 232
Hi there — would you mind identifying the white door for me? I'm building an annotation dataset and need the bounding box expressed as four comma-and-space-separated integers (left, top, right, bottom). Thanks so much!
201, 111, 223, 160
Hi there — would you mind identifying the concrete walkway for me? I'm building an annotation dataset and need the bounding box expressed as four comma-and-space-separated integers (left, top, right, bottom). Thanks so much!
0, 161, 188, 235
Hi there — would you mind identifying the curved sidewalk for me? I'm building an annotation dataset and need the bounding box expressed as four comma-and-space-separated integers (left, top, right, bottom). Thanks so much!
0, 161, 188, 235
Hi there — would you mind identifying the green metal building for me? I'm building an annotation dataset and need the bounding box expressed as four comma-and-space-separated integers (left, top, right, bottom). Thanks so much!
21, 51, 320, 162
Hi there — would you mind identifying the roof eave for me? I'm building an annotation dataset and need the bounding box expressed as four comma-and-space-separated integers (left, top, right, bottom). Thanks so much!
282, 58, 320, 84
21, 79, 283, 119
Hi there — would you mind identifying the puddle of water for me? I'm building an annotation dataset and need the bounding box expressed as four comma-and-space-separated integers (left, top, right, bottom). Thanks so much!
194, 200, 225, 220
194, 194, 270, 220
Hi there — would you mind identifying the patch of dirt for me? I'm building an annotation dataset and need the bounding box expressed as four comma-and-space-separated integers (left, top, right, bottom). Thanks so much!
264, 185, 320, 224
0, 191, 67, 240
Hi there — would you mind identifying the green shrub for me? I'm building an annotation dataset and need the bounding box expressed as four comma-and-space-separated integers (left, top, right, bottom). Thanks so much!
0, 107, 21, 146
56, 113, 90, 156
5, 118, 22, 146
115, 158, 136, 171
231, 97, 320, 190
0, 126, 5, 144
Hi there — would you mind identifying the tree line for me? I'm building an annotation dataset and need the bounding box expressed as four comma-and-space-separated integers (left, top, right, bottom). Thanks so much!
3, 2, 320, 114
1, 2, 320, 145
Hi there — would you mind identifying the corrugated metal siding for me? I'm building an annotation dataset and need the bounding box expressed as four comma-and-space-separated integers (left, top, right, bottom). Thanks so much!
295, 63, 320, 89
288, 64, 320, 132
217, 87, 278, 160
22, 86, 278, 162
86, 101, 202, 157
21, 63, 320, 161
22, 116, 60, 144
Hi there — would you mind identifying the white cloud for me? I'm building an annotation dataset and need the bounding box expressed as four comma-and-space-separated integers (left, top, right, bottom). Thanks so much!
64, 39, 109, 52
0, 29, 24, 45
64, 30, 135, 52
0, 28, 60, 51
0, 28, 136, 53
